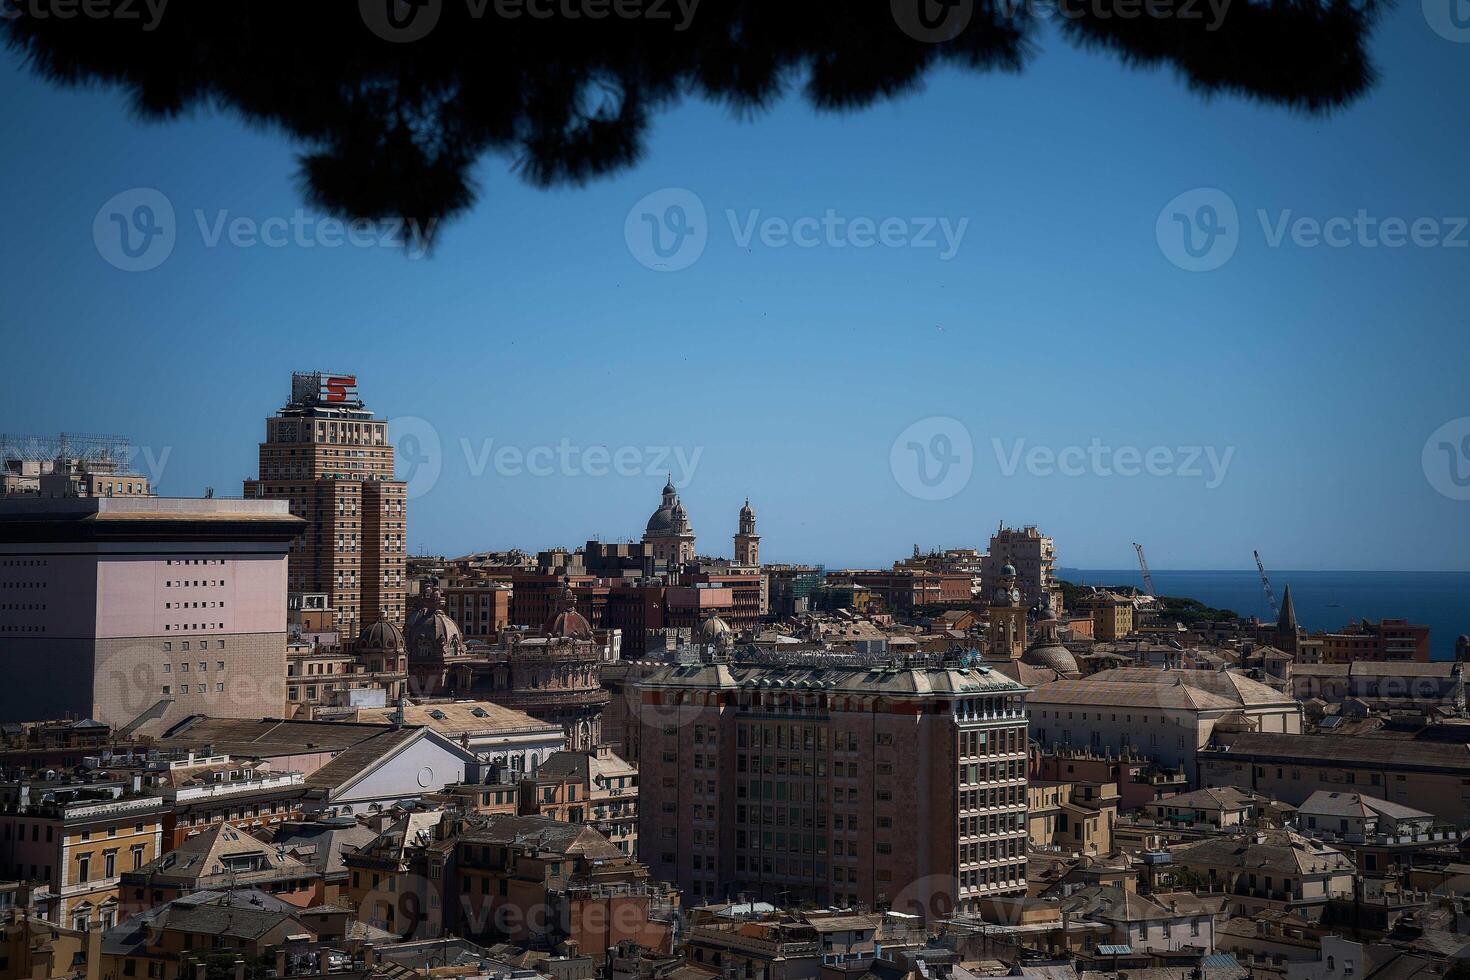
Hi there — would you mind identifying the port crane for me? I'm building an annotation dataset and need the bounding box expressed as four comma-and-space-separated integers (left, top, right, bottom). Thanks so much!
1132, 542, 1157, 597
1253, 549, 1280, 619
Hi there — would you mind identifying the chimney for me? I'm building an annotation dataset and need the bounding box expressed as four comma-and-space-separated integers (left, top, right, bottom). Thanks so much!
361, 944, 376, 967
233, 959, 246, 980
84, 921, 103, 980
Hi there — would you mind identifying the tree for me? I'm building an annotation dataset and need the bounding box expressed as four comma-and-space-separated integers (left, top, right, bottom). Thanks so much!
3, 0, 1381, 244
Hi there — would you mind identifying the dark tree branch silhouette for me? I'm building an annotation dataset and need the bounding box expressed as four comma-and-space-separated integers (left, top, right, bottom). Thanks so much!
3, 0, 1382, 245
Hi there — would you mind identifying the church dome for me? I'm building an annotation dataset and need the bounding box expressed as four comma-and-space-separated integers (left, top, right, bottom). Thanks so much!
1022, 642, 1081, 678
545, 607, 593, 640
1001, 562, 1017, 578
543, 581, 593, 640
645, 505, 676, 535
356, 618, 405, 654
698, 615, 732, 641
740, 498, 755, 520
405, 604, 465, 663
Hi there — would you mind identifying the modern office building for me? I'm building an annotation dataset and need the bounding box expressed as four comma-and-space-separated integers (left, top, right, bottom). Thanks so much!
244, 372, 407, 639
0, 496, 302, 733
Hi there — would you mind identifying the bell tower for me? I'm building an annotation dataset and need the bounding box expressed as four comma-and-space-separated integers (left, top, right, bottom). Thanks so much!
734, 498, 760, 566
987, 563, 1026, 661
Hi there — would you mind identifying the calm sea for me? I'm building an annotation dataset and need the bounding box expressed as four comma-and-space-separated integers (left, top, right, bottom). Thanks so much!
1060, 568, 1470, 661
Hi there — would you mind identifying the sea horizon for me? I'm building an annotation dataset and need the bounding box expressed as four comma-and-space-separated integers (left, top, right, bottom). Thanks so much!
1060, 567, 1470, 661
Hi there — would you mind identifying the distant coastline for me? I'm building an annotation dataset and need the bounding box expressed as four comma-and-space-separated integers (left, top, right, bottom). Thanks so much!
1061, 567, 1470, 661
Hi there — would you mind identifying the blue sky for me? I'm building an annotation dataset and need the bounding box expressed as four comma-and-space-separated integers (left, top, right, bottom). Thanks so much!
2, 8, 1468, 571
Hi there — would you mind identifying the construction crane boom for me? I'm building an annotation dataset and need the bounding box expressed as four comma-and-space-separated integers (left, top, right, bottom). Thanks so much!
1132, 542, 1157, 597
1254, 549, 1280, 619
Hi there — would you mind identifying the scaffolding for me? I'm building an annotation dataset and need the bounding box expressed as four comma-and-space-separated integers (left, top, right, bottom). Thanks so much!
0, 431, 134, 466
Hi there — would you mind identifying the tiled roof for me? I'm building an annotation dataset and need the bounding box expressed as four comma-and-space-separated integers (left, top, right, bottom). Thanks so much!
1204, 732, 1470, 773
460, 813, 624, 860
1028, 678, 1238, 711
1084, 667, 1291, 707
1298, 790, 1432, 822
1171, 829, 1355, 876
352, 700, 560, 736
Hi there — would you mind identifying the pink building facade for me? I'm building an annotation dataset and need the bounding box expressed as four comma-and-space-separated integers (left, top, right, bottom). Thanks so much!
0, 497, 303, 733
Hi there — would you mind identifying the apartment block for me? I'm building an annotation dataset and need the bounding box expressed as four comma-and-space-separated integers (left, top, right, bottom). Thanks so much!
636, 656, 1030, 917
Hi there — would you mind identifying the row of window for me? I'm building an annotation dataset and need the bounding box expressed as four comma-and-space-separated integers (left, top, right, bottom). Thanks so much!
161, 639, 224, 651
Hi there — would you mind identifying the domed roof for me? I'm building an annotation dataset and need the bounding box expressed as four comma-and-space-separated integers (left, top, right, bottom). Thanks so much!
646, 504, 676, 534
545, 607, 593, 640
1022, 641, 1081, 678
357, 618, 405, 654
740, 498, 755, 519
543, 581, 593, 640
698, 615, 732, 640
1001, 562, 1017, 578
405, 591, 465, 664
